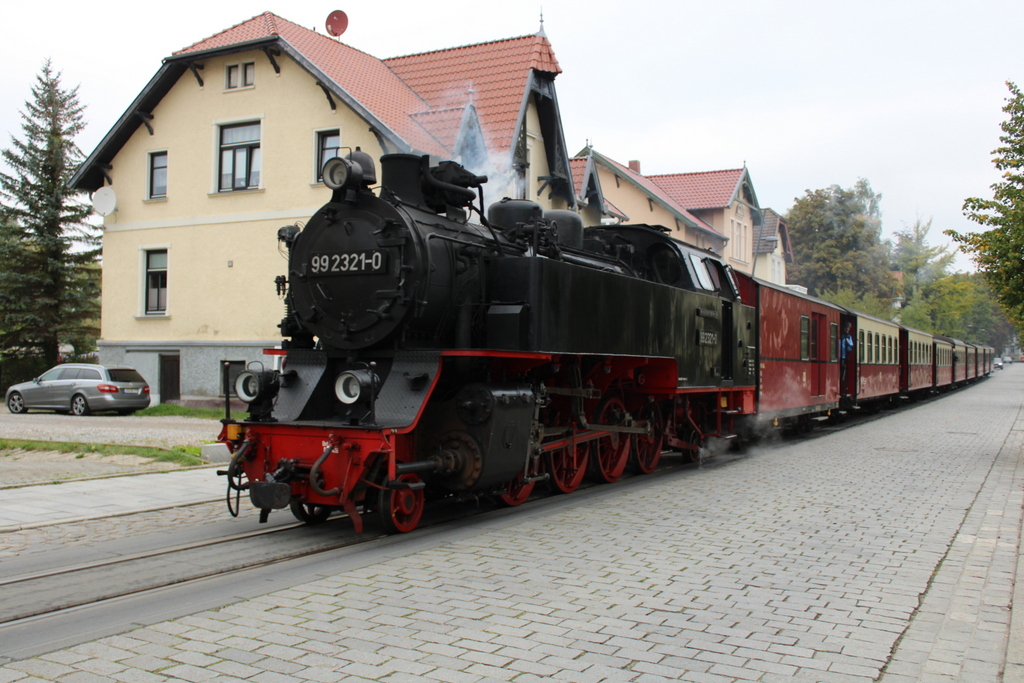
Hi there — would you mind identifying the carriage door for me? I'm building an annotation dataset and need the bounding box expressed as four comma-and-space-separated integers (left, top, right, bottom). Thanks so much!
721, 302, 734, 381
810, 313, 825, 396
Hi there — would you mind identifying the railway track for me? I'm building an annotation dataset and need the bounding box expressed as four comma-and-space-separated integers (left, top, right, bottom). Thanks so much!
0, 386, 970, 635
0, 519, 385, 627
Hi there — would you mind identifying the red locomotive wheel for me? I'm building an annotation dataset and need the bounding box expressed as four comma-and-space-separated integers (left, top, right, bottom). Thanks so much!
547, 441, 589, 494
499, 467, 536, 506
378, 474, 425, 533
590, 396, 631, 483
632, 402, 665, 474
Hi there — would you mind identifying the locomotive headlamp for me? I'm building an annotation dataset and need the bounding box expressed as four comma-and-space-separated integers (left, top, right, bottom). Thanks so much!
334, 369, 376, 404
234, 369, 280, 404
322, 157, 361, 191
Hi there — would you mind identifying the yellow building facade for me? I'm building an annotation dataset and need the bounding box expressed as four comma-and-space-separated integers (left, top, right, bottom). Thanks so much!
73, 13, 573, 402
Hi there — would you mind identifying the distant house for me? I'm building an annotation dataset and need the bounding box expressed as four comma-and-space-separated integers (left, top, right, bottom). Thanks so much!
570, 147, 726, 252
646, 167, 762, 274
753, 208, 793, 285
70, 12, 574, 403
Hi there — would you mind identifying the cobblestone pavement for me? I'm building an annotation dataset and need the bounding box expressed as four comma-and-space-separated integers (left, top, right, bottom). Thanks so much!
0, 371, 1021, 682
0, 468, 221, 532
0, 412, 221, 449
0, 449, 186, 487
0, 501, 224, 560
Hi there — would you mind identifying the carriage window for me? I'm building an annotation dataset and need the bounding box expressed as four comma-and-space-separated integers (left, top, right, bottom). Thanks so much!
688, 254, 716, 291
859, 330, 865, 362
702, 259, 738, 298
800, 317, 810, 361
874, 333, 880, 364
830, 323, 838, 362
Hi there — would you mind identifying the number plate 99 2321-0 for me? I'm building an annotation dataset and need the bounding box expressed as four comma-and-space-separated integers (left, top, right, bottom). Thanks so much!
309, 251, 387, 276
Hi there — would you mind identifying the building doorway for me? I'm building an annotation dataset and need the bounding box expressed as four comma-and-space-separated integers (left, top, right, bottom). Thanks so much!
159, 354, 180, 402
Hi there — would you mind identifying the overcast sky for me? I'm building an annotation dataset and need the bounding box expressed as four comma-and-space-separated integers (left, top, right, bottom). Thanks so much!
3, 0, 1022, 272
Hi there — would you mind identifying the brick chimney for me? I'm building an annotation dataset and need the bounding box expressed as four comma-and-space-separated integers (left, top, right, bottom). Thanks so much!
628, 160, 641, 174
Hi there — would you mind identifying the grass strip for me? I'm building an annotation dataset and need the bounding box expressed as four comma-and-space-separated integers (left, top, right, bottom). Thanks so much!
0, 438, 206, 466
133, 404, 246, 420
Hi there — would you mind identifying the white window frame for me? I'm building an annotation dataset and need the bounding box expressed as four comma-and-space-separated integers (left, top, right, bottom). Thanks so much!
139, 245, 170, 317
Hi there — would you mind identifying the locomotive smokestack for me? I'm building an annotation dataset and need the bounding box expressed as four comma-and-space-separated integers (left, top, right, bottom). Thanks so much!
380, 154, 429, 210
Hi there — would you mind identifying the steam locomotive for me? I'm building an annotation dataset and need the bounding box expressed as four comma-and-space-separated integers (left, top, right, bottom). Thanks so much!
219, 151, 992, 534
220, 150, 761, 532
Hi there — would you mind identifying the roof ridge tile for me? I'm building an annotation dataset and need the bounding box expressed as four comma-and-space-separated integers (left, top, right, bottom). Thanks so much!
174, 11, 278, 54
385, 33, 540, 61
647, 168, 744, 179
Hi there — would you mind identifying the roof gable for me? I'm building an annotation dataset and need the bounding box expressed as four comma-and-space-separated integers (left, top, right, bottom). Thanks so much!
569, 155, 625, 220
385, 34, 561, 156
72, 12, 566, 192
648, 168, 747, 210
176, 12, 444, 156
581, 149, 724, 241
757, 207, 794, 262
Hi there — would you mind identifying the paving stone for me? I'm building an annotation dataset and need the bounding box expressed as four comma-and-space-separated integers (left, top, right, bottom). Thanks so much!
2, 375, 1024, 682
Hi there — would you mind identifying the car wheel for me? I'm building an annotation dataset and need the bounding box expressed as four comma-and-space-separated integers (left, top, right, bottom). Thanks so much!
7, 392, 26, 414
71, 394, 92, 416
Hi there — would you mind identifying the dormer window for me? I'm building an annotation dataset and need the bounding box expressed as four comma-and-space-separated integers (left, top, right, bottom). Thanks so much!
226, 62, 255, 90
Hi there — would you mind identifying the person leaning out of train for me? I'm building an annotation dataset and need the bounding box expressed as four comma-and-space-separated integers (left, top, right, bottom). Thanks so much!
840, 323, 854, 381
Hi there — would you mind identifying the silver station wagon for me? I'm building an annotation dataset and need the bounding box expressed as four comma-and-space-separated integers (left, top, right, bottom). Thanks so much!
6, 364, 151, 416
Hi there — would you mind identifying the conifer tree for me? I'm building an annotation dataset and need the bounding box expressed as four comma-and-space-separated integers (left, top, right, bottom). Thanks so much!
0, 60, 100, 367
949, 81, 1024, 334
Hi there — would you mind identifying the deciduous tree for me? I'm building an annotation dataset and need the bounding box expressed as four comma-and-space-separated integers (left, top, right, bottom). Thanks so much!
948, 81, 1024, 336
786, 179, 894, 299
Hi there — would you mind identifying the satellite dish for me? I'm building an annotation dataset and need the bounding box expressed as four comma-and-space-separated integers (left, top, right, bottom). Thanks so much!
326, 10, 348, 37
92, 187, 117, 216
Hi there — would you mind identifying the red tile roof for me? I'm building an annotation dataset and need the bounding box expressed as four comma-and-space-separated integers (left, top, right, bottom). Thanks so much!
385, 34, 561, 156
568, 155, 627, 220
647, 169, 745, 210
176, 12, 445, 155
569, 157, 587, 199
72, 13, 568, 192
595, 153, 722, 238
409, 107, 466, 152
174, 12, 560, 160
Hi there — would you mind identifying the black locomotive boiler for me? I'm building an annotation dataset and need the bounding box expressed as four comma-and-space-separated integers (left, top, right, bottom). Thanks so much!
220, 150, 759, 533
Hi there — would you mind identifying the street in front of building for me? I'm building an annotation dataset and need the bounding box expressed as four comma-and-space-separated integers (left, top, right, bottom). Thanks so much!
0, 369, 1021, 682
